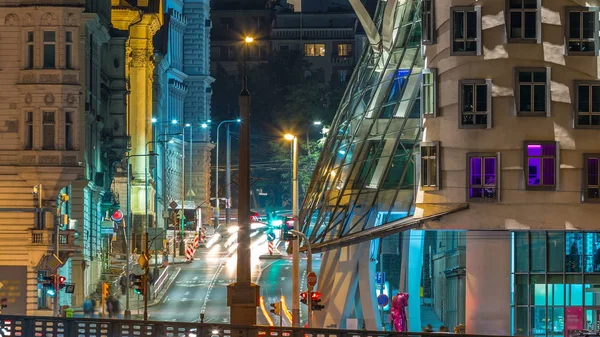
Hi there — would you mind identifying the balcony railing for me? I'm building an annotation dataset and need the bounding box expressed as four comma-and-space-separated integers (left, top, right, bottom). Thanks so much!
0, 315, 509, 337
30, 229, 78, 250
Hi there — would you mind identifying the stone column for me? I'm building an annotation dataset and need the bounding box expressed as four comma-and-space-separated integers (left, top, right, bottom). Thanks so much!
465, 231, 511, 335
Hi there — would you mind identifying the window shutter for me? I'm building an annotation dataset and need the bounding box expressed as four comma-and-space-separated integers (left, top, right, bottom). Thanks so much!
486, 79, 493, 129
435, 142, 441, 189
536, 0, 542, 44
594, 7, 599, 56
555, 141, 560, 191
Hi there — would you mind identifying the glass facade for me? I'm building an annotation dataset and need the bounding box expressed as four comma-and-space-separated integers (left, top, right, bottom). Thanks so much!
512, 231, 600, 337
300, 0, 423, 243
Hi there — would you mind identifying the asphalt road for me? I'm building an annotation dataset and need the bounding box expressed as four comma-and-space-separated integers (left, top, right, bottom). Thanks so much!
148, 227, 321, 325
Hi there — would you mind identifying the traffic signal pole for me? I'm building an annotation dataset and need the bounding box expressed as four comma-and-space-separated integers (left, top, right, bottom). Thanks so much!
290, 229, 312, 327
144, 232, 149, 321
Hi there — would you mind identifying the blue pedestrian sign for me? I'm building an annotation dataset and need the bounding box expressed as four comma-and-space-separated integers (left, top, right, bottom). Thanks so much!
377, 294, 389, 307
266, 231, 276, 242
375, 272, 386, 286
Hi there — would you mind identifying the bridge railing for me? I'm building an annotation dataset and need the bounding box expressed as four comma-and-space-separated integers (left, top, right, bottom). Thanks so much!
0, 315, 514, 337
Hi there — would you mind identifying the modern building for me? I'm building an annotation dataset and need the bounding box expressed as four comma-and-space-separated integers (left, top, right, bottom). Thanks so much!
301, 0, 600, 335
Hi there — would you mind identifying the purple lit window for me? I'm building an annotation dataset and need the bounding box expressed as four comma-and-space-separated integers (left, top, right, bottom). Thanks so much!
586, 156, 600, 200
526, 143, 556, 188
468, 155, 497, 200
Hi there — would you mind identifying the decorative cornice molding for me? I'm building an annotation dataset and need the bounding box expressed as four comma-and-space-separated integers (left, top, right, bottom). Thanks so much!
129, 49, 152, 68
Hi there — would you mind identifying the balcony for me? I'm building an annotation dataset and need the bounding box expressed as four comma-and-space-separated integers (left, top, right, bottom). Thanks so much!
17, 69, 80, 86
30, 229, 78, 252
331, 55, 353, 65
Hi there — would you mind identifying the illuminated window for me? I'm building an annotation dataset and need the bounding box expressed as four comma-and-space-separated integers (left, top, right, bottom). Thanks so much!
583, 154, 600, 201
337, 44, 352, 57
467, 153, 499, 201
524, 142, 557, 190
304, 44, 325, 57
420, 142, 439, 189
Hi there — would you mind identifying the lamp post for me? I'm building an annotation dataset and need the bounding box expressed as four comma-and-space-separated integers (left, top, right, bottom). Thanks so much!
228, 35, 260, 326
179, 123, 190, 256
215, 119, 240, 228
290, 229, 313, 328
284, 133, 299, 326
124, 152, 158, 319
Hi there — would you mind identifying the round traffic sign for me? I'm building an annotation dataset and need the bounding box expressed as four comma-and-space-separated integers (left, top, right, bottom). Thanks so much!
377, 294, 389, 307
111, 210, 124, 222
266, 231, 276, 242
307, 271, 318, 287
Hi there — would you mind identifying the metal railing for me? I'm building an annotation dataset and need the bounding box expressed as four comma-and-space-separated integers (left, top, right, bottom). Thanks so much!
0, 315, 514, 337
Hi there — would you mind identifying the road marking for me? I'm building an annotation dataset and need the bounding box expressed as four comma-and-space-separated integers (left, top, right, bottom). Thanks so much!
185, 291, 189, 296
181, 298, 188, 302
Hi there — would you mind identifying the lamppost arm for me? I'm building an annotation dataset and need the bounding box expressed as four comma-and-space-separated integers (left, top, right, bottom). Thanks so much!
215, 119, 240, 227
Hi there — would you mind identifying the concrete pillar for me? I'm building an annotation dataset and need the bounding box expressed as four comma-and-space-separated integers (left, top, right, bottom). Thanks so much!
407, 230, 424, 332
356, 240, 380, 329
465, 231, 510, 335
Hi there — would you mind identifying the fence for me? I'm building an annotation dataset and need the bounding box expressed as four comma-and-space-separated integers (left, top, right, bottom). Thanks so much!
0, 315, 514, 337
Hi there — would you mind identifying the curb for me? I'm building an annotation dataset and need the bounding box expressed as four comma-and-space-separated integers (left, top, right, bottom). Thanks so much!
147, 267, 181, 307
259, 254, 283, 260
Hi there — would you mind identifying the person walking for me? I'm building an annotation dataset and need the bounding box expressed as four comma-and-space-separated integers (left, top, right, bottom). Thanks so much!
83, 298, 93, 318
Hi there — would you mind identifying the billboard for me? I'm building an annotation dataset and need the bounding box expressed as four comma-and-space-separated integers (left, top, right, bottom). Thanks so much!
0, 266, 27, 315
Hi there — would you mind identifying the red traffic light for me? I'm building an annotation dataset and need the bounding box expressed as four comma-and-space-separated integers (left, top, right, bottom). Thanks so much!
300, 291, 307, 304
58, 276, 66, 284
285, 216, 295, 229
311, 292, 322, 301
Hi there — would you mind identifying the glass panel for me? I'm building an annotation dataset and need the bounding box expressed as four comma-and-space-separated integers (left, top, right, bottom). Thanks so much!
548, 232, 565, 272
584, 233, 600, 273
528, 144, 542, 156
582, 12, 595, 39
584, 308, 599, 330
533, 71, 546, 82
66, 45, 72, 69
542, 143, 556, 156
43, 31, 55, 42
509, 0, 522, 8
531, 232, 546, 272
515, 307, 528, 336
515, 232, 529, 272
523, 0, 536, 9
516, 274, 529, 305
588, 158, 599, 186
548, 274, 565, 305
531, 306, 546, 336
566, 232, 583, 272
27, 45, 33, 69
533, 85, 546, 112
462, 84, 473, 112
548, 307, 564, 337
542, 157, 555, 186
579, 85, 590, 112
524, 12, 537, 38
466, 11, 477, 39
519, 71, 532, 82
569, 12, 581, 39
520, 85, 532, 111
528, 157, 541, 186
511, 12, 522, 38
592, 86, 600, 112
470, 157, 482, 186
566, 275, 583, 306
476, 84, 487, 112
584, 275, 600, 308
484, 157, 496, 185
454, 11, 464, 39
43, 45, 55, 68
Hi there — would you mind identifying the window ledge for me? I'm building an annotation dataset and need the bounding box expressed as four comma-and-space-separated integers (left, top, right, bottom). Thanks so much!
517, 112, 547, 117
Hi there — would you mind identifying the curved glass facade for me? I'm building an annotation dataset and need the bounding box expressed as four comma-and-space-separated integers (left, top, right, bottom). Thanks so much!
300, 0, 424, 244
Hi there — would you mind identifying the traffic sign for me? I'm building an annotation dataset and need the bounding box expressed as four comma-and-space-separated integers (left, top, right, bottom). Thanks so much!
307, 271, 317, 287
377, 294, 389, 307
375, 272, 386, 286
169, 201, 178, 210
266, 231, 276, 242
110, 210, 124, 222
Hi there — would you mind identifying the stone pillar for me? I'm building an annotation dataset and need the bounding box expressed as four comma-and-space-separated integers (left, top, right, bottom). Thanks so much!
465, 231, 511, 335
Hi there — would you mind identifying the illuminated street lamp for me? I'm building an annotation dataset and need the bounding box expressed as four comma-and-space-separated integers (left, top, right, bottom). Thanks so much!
215, 119, 241, 227
283, 133, 299, 326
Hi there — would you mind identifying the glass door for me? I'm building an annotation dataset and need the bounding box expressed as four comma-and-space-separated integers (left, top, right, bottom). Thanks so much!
585, 307, 600, 330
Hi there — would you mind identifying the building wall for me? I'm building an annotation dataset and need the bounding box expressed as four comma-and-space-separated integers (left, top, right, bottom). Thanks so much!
0, 2, 85, 315
419, 0, 600, 334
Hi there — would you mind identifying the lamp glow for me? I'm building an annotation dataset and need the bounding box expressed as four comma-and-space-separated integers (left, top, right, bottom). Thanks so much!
171, 119, 178, 125
245, 36, 254, 43
201, 123, 208, 128
151, 117, 158, 123
313, 121, 322, 125
284, 134, 295, 141
185, 123, 191, 127
236, 118, 242, 122
208, 119, 212, 123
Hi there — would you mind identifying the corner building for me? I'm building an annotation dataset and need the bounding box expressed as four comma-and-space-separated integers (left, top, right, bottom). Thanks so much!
420, 0, 600, 335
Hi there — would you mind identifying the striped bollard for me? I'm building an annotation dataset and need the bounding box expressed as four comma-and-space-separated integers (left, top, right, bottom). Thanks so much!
185, 244, 194, 262
268, 241, 273, 255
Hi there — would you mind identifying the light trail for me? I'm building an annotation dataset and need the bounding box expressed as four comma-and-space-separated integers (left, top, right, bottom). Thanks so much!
259, 296, 275, 326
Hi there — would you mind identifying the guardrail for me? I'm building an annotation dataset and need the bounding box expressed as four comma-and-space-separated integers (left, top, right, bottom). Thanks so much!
153, 265, 170, 298
0, 315, 513, 337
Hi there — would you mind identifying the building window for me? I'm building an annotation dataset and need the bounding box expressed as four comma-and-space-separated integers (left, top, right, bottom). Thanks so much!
421, 142, 439, 189
337, 43, 352, 57
65, 111, 73, 150
253, 16, 264, 29
26, 31, 34, 69
65, 31, 73, 69
459, 79, 491, 128
304, 44, 326, 57
450, 7, 481, 56
338, 69, 348, 83
42, 111, 55, 150
566, 7, 599, 55
421, 68, 437, 116
574, 81, 600, 127
422, 0, 435, 44
25, 111, 33, 150
524, 142, 557, 190
516, 68, 550, 116
507, 0, 539, 41
467, 153, 499, 201
43, 31, 56, 68
220, 17, 234, 30
583, 154, 600, 201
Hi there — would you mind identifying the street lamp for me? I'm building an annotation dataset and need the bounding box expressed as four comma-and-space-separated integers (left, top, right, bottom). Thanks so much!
124, 152, 158, 319
228, 35, 259, 326
283, 133, 299, 326
215, 119, 241, 228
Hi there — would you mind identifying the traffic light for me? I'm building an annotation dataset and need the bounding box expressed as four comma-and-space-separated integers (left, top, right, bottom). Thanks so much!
58, 275, 66, 290
101, 282, 110, 301
132, 274, 146, 296
1, 298, 7, 310
282, 216, 296, 241
311, 292, 324, 311
41, 276, 55, 296
300, 292, 307, 305
269, 301, 281, 316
